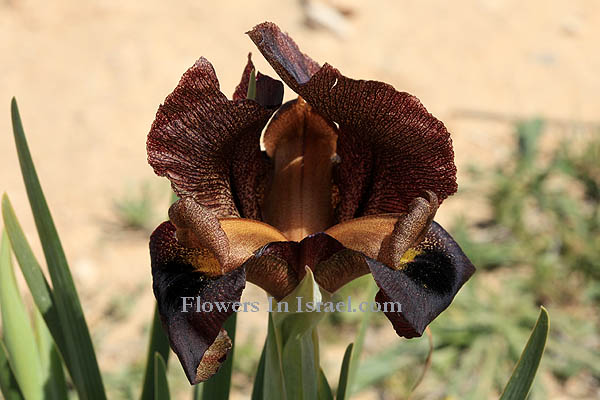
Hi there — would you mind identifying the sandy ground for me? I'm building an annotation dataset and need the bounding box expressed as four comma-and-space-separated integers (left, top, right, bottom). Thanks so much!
1, 0, 599, 398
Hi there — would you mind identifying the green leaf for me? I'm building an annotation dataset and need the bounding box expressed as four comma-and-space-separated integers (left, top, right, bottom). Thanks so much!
154, 353, 170, 400
267, 268, 331, 400
318, 368, 333, 400
263, 312, 286, 398
500, 307, 549, 400
33, 309, 68, 400
140, 306, 171, 400
1, 194, 65, 354
10, 98, 106, 399
200, 312, 237, 400
3, 197, 68, 400
246, 68, 256, 101
0, 331, 24, 400
250, 339, 267, 400
345, 280, 378, 395
336, 343, 353, 400
193, 384, 202, 400
0, 229, 44, 400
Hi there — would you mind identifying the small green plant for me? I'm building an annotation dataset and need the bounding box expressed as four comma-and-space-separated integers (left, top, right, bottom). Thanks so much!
113, 182, 163, 232
440, 119, 600, 397
456, 119, 600, 302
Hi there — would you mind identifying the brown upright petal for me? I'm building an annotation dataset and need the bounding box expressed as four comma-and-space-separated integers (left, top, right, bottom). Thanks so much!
262, 98, 338, 241
249, 22, 457, 221
246, 23, 320, 91
150, 222, 246, 384
367, 222, 475, 338
147, 56, 283, 219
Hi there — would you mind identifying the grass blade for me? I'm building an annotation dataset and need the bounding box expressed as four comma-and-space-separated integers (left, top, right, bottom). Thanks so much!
336, 343, 353, 400
407, 327, 433, 398
140, 305, 171, 400
500, 307, 549, 400
0, 341, 24, 400
33, 309, 68, 400
0, 230, 43, 399
201, 313, 237, 400
154, 353, 170, 400
2, 194, 66, 355
11, 98, 106, 399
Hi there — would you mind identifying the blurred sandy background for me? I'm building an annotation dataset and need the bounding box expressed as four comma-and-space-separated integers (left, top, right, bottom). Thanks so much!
1, 0, 599, 398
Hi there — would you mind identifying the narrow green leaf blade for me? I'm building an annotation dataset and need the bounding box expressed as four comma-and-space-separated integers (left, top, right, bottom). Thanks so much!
140, 305, 171, 400
246, 68, 257, 100
2, 194, 66, 355
33, 309, 68, 400
193, 384, 202, 400
200, 312, 237, 400
263, 312, 286, 398
0, 337, 24, 400
154, 353, 170, 400
271, 269, 329, 400
251, 339, 267, 400
346, 279, 377, 396
499, 307, 549, 400
0, 229, 43, 400
336, 343, 353, 400
318, 368, 333, 400
11, 98, 106, 399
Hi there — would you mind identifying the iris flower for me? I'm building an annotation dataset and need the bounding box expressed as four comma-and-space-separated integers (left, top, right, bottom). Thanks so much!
147, 22, 475, 384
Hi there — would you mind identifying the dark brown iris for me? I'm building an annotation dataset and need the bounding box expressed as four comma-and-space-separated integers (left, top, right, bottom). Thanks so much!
147, 22, 475, 385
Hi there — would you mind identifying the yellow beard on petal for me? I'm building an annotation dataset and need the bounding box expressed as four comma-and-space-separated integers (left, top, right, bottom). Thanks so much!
393, 248, 422, 271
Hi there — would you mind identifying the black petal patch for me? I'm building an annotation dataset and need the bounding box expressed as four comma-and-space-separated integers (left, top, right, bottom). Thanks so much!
368, 222, 475, 338
404, 250, 455, 295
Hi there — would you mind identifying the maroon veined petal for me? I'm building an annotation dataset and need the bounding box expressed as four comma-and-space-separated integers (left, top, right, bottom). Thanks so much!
150, 222, 246, 384
248, 22, 457, 221
147, 56, 283, 219
367, 222, 475, 338
306, 233, 371, 293
242, 241, 302, 300
242, 233, 370, 299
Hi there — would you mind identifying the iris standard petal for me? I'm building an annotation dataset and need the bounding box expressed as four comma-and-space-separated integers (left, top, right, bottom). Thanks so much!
249, 22, 457, 221
147, 56, 283, 219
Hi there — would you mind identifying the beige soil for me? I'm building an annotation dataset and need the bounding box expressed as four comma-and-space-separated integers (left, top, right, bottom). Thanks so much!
1, 0, 599, 399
